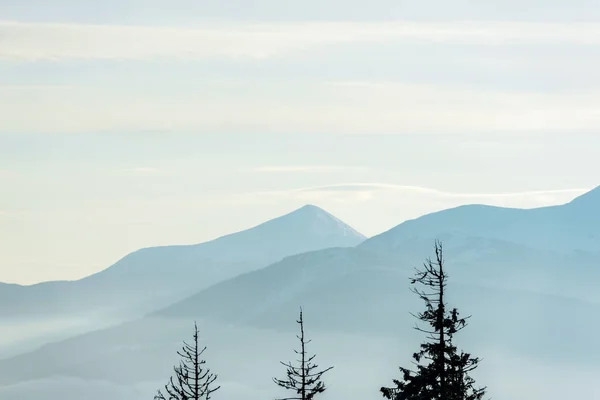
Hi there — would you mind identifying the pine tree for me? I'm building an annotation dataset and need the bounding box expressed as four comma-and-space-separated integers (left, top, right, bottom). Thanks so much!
155, 322, 220, 400
273, 308, 334, 400
380, 241, 487, 400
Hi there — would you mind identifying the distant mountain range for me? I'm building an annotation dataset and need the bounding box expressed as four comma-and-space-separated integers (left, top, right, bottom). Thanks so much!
0, 205, 364, 354
0, 204, 365, 318
364, 185, 600, 254
156, 185, 600, 327
1, 186, 599, 400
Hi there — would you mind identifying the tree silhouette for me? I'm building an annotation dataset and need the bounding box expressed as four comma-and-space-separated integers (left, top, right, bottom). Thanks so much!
274, 308, 334, 400
381, 241, 487, 400
155, 322, 220, 400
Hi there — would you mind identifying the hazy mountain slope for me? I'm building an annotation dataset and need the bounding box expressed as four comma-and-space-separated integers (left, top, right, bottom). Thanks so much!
0, 204, 364, 318
0, 205, 364, 355
360, 185, 600, 254
1, 245, 598, 388
147, 183, 600, 362
152, 238, 600, 348
90, 204, 365, 281
158, 235, 600, 327
145, 185, 600, 360
154, 246, 396, 323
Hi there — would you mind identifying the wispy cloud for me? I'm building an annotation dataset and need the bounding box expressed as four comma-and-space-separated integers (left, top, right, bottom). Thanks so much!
127, 167, 158, 174
3, 81, 600, 134
239, 183, 590, 208
2, 20, 600, 62
0, 209, 29, 217
0, 169, 18, 179
246, 165, 364, 173
288, 183, 589, 198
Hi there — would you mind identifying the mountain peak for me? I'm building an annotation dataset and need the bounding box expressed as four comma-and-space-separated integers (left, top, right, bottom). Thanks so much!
176, 204, 365, 263
285, 204, 328, 218
295, 204, 324, 212
262, 204, 366, 241
79, 204, 366, 309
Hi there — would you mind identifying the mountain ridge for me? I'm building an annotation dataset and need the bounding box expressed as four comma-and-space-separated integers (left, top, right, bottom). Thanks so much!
360, 184, 600, 254
0, 204, 365, 356
1, 186, 600, 398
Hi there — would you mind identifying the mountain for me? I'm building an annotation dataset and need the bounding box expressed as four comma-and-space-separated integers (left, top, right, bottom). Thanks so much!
1, 204, 365, 317
1, 187, 599, 400
361, 185, 600, 255
1, 243, 598, 400
153, 238, 600, 337
149, 185, 600, 354
156, 185, 600, 326
0, 205, 364, 355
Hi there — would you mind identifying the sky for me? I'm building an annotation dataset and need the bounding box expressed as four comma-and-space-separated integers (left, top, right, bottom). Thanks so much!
1, 0, 599, 284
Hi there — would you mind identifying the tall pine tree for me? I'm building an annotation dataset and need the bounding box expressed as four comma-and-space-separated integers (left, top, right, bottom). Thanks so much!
381, 241, 486, 400
155, 322, 220, 400
273, 308, 334, 400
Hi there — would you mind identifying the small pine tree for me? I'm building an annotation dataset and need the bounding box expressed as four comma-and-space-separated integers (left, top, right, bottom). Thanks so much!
273, 308, 334, 400
381, 241, 486, 400
155, 322, 220, 400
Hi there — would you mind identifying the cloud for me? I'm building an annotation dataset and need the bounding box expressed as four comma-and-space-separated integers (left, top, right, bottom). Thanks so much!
0, 169, 18, 179
0, 210, 29, 217
3, 20, 600, 135
4, 0, 600, 23
247, 165, 364, 173
2, 81, 600, 134
291, 183, 588, 198
2, 20, 600, 62
127, 167, 158, 174
239, 183, 590, 208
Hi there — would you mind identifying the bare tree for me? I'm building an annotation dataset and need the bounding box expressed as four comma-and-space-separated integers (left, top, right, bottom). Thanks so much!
155, 322, 220, 400
273, 308, 334, 400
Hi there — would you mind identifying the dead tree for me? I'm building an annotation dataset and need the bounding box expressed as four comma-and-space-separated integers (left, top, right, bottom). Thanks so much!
273, 308, 334, 400
155, 322, 220, 400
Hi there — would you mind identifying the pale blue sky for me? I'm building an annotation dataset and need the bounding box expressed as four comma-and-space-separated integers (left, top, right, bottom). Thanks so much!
1, 1, 599, 283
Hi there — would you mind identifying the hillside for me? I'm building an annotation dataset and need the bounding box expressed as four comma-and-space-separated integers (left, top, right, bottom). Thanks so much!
0, 205, 365, 355
1, 186, 600, 399
360, 185, 600, 255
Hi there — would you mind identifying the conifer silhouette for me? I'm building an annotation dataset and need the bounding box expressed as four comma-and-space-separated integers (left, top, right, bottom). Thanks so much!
381, 241, 486, 400
155, 322, 220, 400
274, 308, 334, 400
